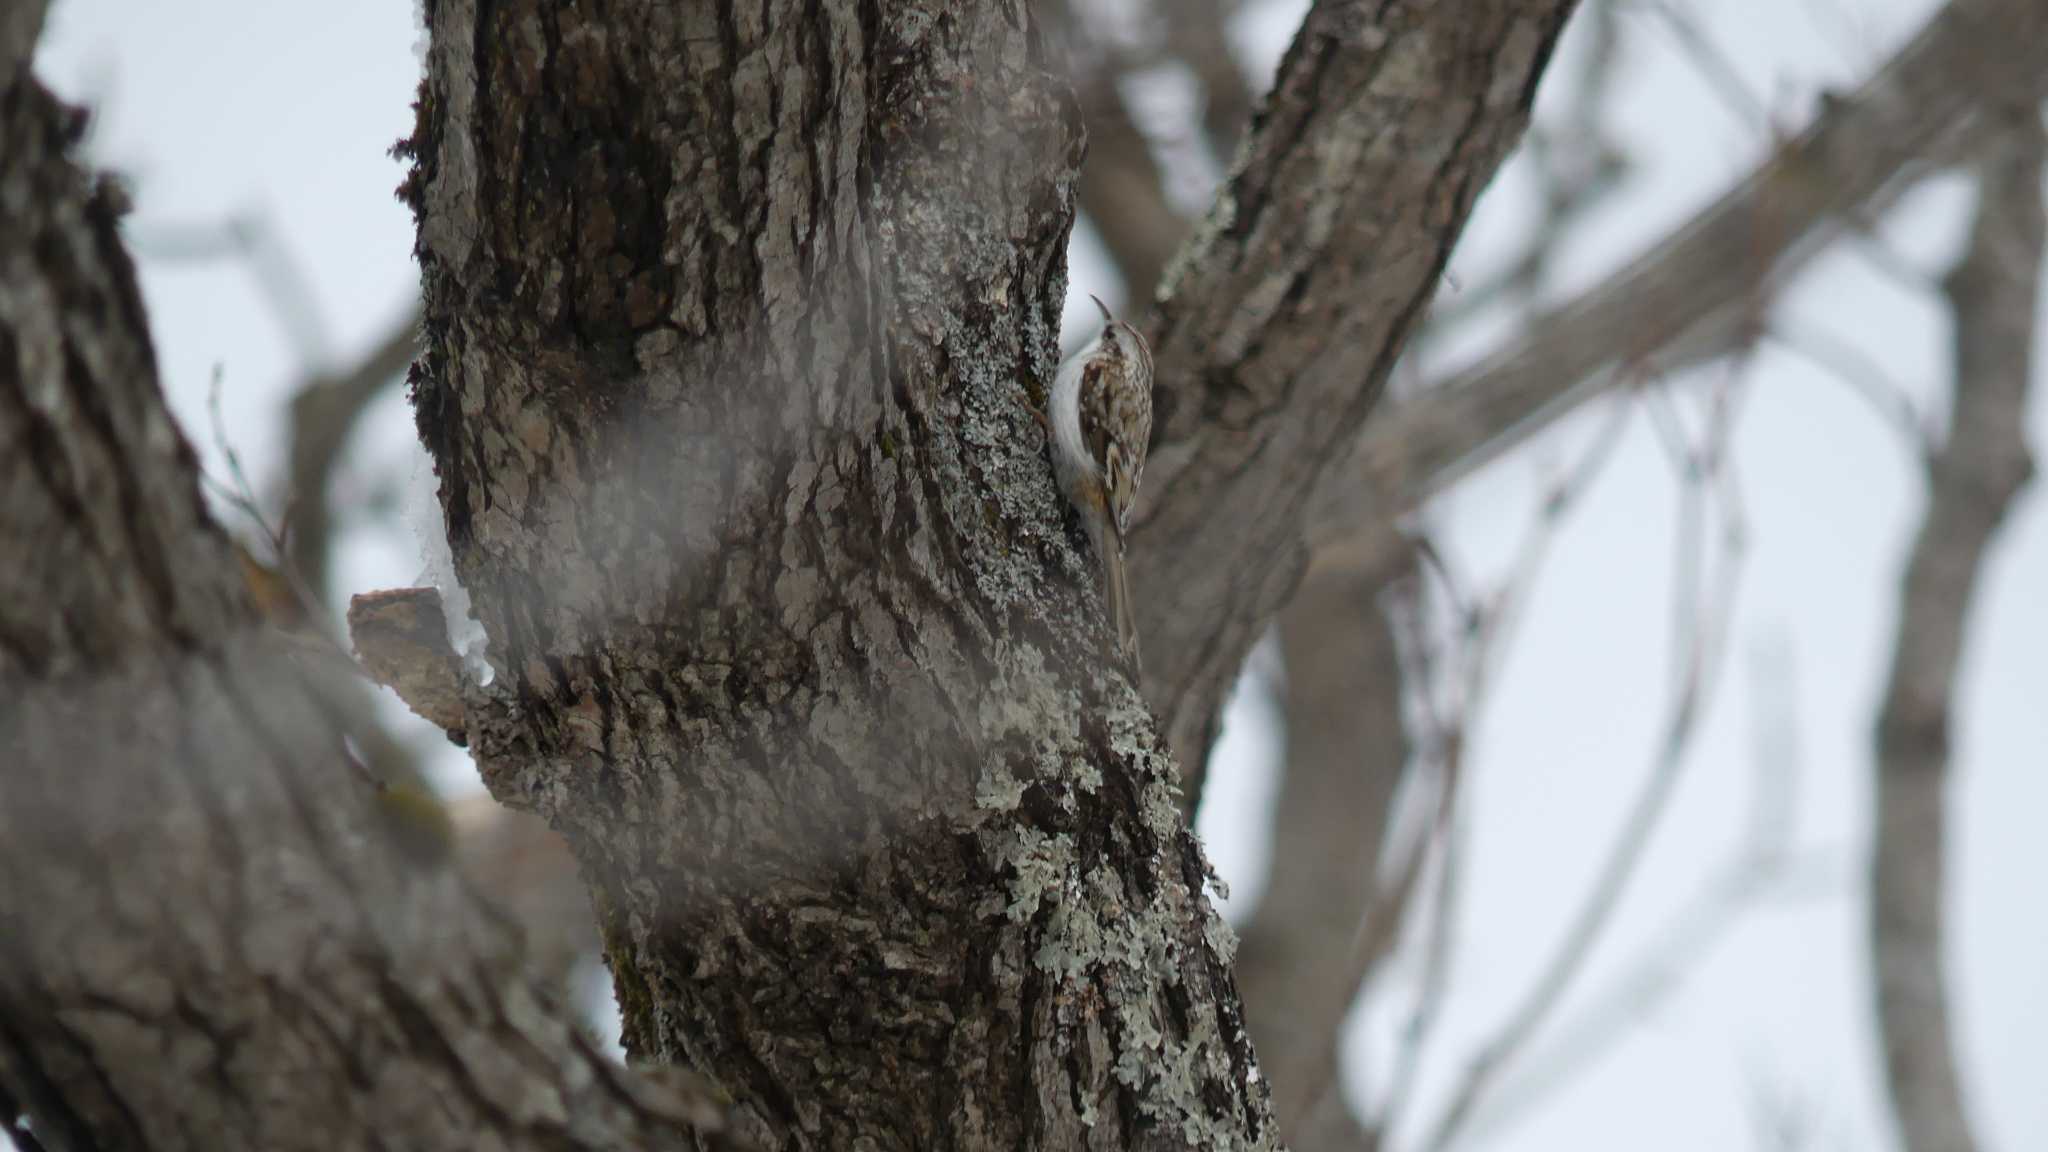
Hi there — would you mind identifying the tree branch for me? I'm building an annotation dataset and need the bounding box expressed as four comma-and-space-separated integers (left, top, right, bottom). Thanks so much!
0, 68, 732, 1152
1325, 0, 2048, 538
1415, 357, 1751, 1152
1132, 0, 1582, 799
1164, 0, 1255, 166
1871, 113, 2042, 1152
1242, 11, 1631, 1141
281, 309, 420, 600
1052, 0, 1252, 308
1234, 543, 1416, 1148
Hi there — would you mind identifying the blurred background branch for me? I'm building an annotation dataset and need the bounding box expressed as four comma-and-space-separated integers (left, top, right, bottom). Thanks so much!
1870, 114, 2042, 1152
126, 209, 600, 991
1315, 0, 2048, 565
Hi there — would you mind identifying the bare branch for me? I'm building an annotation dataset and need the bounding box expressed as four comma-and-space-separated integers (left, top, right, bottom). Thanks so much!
1048, 0, 1189, 304
1234, 543, 1416, 1145
129, 211, 341, 373
1234, 22, 1635, 1135
1375, 806, 1468, 1142
1269, 386, 1638, 1143
282, 310, 420, 600
1160, 0, 1256, 169
1453, 639, 1844, 1148
1322, 0, 2048, 539
1054, 0, 1255, 311
0, 69, 733, 1150
130, 199, 431, 809
1133, 0, 1582, 797
1871, 114, 2042, 1152
1415, 359, 1752, 1152
1765, 318, 1936, 456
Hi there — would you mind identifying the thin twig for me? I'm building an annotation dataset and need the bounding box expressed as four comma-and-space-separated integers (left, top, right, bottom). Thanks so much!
1645, 0, 1771, 131
137, 206, 435, 796
1449, 635, 1839, 1148
204, 364, 276, 546
1375, 809, 1466, 1137
130, 210, 337, 372
1765, 319, 1936, 455
1284, 388, 1638, 1137
1414, 350, 1753, 1152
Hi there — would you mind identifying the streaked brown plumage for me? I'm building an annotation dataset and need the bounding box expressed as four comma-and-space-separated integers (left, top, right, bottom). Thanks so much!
1048, 295, 1153, 664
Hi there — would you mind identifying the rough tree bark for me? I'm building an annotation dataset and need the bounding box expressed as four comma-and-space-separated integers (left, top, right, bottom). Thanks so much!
1129, 0, 1578, 800
3, 0, 1575, 1147
403, 0, 1568, 1148
1048, 10, 1424, 1142
403, 2, 1276, 1147
0, 63, 734, 1152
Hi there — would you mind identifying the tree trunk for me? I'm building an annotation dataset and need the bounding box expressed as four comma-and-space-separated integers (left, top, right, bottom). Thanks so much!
0, 67, 730, 1152
3, 0, 1577, 1144
405, 1, 1271, 1146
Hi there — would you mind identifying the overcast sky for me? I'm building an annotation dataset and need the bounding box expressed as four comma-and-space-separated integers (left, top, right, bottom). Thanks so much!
31, 2, 2048, 1149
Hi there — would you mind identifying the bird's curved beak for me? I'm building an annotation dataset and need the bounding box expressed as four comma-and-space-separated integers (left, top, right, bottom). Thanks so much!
1088, 293, 1112, 324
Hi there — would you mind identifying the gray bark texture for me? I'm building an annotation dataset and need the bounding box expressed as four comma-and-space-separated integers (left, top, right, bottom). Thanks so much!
1128, 0, 1577, 801
0, 69, 736, 1152
404, 0, 1567, 1147
403, 1, 1271, 1147
2, 0, 1575, 1147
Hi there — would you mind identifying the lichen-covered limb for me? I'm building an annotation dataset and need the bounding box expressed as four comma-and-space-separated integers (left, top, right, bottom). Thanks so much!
1872, 120, 2042, 1152
0, 68, 734, 1152
1128, 0, 1580, 800
407, 0, 1274, 1147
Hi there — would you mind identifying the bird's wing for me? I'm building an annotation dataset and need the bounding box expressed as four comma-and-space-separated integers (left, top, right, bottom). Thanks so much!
1081, 360, 1150, 540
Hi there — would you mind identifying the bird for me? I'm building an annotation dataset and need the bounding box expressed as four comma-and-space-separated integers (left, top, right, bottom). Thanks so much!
1046, 293, 1153, 666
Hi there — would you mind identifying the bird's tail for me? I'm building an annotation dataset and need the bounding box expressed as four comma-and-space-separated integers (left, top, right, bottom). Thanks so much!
1104, 546, 1140, 669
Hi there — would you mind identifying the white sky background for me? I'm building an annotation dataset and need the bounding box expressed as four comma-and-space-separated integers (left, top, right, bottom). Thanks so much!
28, 2, 2047, 1150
